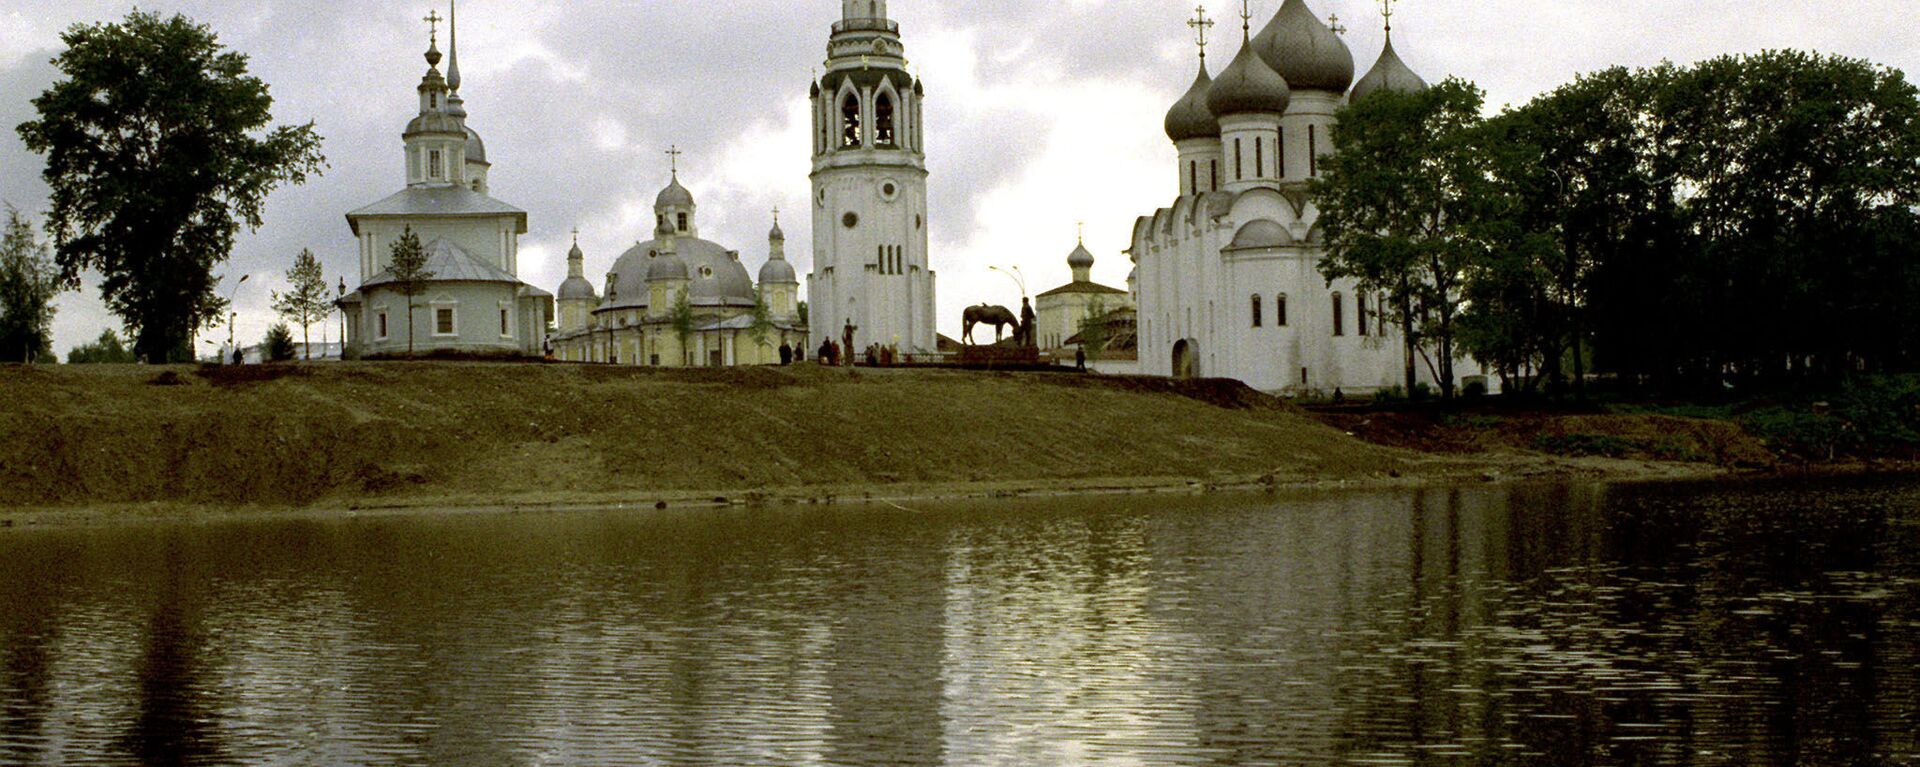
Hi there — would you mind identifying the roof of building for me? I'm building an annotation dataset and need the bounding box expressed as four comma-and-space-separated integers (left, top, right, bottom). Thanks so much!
558, 275, 597, 301
347, 186, 528, 234
360, 237, 523, 288
656, 174, 695, 209
1165, 62, 1221, 142
1067, 242, 1096, 268
600, 235, 757, 312
1252, 0, 1356, 93
1038, 280, 1129, 298
1225, 218, 1296, 250
1351, 35, 1429, 103
1207, 40, 1292, 116
759, 256, 798, 285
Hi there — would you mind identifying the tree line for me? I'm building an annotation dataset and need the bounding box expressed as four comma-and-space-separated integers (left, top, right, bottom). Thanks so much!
1314, 50, 1920, 398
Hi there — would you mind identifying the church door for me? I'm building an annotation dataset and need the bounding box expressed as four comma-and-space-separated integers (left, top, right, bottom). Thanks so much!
1172, 339, 1198, 380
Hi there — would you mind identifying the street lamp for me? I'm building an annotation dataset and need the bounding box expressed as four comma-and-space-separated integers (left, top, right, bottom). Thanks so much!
225, 274, 250, 364
988, 265, 1027, 298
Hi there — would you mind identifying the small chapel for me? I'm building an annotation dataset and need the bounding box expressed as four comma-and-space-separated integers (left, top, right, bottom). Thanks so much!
337, 4, 553, 358
547, 169, 807, 367
1130, 0, 1485, 394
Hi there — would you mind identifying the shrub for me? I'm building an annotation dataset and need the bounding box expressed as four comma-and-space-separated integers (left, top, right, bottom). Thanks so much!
264, 323, 296, 362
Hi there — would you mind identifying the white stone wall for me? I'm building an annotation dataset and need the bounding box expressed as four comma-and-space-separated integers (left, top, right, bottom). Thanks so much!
354, 281, 540, 357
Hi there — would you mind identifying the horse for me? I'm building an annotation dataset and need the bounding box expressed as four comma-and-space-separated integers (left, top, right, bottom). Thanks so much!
963, 304, 1020, 345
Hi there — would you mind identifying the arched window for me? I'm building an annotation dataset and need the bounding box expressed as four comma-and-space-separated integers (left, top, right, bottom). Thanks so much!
1209, 160, 1218, 191
841, 94, 862, 148
875, 93, 896, 145
1357, 293, 1369, 336
1234, 138, 1243, 180
1332, 293, 1345, 336
1276, 294, 1288, 326
1189, 161, 1197, 194
1278, 127, 1287, 178
1309, 125, 1319, 176
1251, 294, 1263, 328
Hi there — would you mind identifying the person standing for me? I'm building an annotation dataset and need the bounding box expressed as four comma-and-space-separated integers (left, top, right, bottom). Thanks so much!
779, 342, 793, 366
1020, 297, 1037, 348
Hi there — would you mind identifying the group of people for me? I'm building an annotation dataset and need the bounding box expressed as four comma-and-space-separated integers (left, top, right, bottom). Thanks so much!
806, 338, 902, 368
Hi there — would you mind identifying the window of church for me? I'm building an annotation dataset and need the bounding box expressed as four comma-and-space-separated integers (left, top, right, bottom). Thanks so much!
1209, 160, 1219, 191
1233, 139, 1243, 180
677, 213, 688, 232
430, 93, 439, 110
377, 311, 389, 340
1332, 293, 1344, 337
500, 308, 511, 337
429, 150, 444, 179
1309, 125, 1319, 177
436, 307, 456, 336
1276, 294, 1288, 326
1255, 139, 1264, 179
1357, 293, 1369, 336
875, 93, 896, 145
1189, 161, 1197, 194
1278, 127, 1286, 178
842, 94, 863, 147
1251, 295, 1263, 328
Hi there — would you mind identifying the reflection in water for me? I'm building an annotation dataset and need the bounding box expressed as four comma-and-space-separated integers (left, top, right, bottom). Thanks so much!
1, 476, 1917, 765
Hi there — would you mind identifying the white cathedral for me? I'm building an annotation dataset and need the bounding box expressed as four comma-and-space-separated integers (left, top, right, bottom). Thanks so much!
337, 6, 552, 358
807, 0, 938, 355
1131, 0, 1483, 394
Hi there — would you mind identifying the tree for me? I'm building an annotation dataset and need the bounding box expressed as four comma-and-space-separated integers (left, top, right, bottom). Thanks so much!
796, 300, 809, 327
66, 328, 136, 364
0, 205, 59, 363
748, 291, 774, 347
669, 288, 695, 366
271, 248, 330, 360
1075, 298, 1112, 356
263, 322, 296, 362
16, 11, 325, 364
1314, 79, 1500, 399
385, 227, 433, 357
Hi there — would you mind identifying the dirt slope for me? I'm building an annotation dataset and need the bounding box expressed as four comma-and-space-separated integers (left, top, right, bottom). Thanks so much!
0, 363, 1408, 509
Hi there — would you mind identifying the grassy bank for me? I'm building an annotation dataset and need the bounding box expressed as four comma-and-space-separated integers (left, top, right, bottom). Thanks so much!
1, 362, 1438, 511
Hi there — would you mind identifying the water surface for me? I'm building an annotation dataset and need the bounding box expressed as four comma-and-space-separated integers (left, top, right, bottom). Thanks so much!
3, 476, 1918, 765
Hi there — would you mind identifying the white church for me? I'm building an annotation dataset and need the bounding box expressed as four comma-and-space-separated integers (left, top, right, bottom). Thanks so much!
337, 5, 553, 358
807, 0, 938, 355
1130, 0, 1483, 394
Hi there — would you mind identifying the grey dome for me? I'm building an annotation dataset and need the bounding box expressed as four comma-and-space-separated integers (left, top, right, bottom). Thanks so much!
656, 174, 695, 209
1206, 42, 1292, 116
1164, 63, 1220, 141
1252, 0, 1356, 93
558, 275, 597, 301
1351, 37, 1428, 103
602, 236, 758, 311
769, 220, 785, 241
1067, 243, 1095, 269
648, 252, 690, 282
464, 126, 488, 164
1227, 218, 1295, 249
405, 111, 464, 136
760, 257, 798, 285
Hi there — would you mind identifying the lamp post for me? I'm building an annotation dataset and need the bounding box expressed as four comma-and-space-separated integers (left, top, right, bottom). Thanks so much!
988, 265, 1027, 299
337, 277, 347, 360
223, 274, 251, 364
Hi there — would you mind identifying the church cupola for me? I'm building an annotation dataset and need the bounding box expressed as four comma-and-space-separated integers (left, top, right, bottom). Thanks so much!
403, 9, 468, 189
760, 210, 800, 319
1068, 239, 1096, 284
1253, 0, 1355, 94
654, 150, 697, 237
1168, 7, 1225, 196
557, 230, 599, 331
1351, 9, 1429, 104
1206, 5, 1290, 193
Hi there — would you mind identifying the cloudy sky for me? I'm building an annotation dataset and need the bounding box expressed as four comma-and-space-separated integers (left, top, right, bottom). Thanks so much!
2, 0, 1915, 354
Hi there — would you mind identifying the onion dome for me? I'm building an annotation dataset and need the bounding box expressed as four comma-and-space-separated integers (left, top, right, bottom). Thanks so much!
656, 173, 695, 209
1067, 242, 1095, 270
1251, 0, 1355, 93
1206, 42, 1292, 117
769, 219, 785, 242
1164, 63, 1221, 142
1351, 35, 1428, 103
558, 274, 597, 301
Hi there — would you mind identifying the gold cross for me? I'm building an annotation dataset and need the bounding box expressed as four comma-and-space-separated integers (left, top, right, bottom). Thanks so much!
1329, 13, 1347, 35
665, 145, 683, 174
424, 10, 443, 42
1381, 0, 1396, 33
1240, 0, 1253, 41
772, 206, 780, 224
1188, 5, 1215, 62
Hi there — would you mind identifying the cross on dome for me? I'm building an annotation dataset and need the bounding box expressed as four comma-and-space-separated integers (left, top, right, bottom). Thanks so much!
1381, 0, 1396, 34
1188, 5, 1215, 62
1329, 13, 1347, 35
424, 9, 443, 44
1240, 0, 1253, 41
665, 145, 683, 175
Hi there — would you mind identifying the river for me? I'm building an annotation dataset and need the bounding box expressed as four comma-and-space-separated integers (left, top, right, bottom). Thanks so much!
2, 476, 1917, 766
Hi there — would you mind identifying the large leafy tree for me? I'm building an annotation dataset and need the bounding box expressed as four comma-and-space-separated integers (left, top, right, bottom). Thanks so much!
271, 248, 331, 360
66, 328, 135, 364
16, 11, 325, 363
1313, 78, 1501, 399
0, 206, 60, 363
386, 228, 433, 357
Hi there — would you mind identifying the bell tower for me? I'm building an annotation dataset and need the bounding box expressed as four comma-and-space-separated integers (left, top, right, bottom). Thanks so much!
808, 1, 935, 354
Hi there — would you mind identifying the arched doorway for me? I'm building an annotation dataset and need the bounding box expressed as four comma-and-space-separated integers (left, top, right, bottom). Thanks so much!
1171, 338, 1198, 380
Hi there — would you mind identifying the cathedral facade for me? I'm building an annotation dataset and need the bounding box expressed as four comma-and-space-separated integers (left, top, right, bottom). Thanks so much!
807, 0, 938, 355
1131, 0, 1479, 394
337, 7, 553, 358
547, 174, 806, 367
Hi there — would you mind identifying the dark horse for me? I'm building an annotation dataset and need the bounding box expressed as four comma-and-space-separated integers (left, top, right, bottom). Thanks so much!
963, 304, 1020, 345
